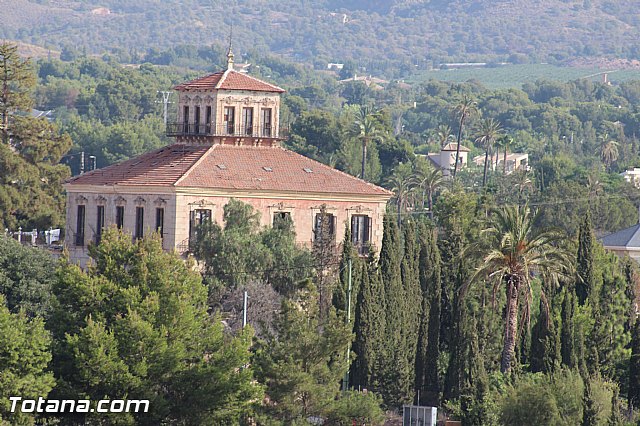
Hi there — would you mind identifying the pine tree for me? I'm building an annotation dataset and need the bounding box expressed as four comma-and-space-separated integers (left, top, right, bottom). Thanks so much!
379, 213, 412, 406
530, 295, 559, 373
415, 224, 442, 406
576, 210, 595, 305
0, 43, 35, 144
561, 288, 578, 369
629, 319, 640, 408
352, 262, 386, 392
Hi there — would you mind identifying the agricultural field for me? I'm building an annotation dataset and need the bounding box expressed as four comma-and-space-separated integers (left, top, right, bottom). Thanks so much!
410, 64, 640, 89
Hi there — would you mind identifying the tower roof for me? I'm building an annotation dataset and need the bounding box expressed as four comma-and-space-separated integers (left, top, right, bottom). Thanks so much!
174, 70, 285, 93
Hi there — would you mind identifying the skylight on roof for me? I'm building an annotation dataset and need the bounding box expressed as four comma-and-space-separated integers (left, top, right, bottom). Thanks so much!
303, 168, 313, 173
263, 166, 273, 172
217, 164, 227, 170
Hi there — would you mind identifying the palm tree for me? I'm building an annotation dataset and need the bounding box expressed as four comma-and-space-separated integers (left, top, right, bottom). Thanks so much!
385, 166, 416, 227
466, 205, 572, 373
349, 105, 383, 180
453, 95, 478, 178
416, 166, 444, 217
434, 124, 454, 148
597, 133, 619, 171
475, 118, 502, 187
498, 135, 514, 174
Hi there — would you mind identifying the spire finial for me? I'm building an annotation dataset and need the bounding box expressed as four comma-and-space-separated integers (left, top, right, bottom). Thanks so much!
226, 24, 234, 71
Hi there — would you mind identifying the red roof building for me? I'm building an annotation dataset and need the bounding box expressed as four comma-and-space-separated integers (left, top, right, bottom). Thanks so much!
64, 49, 392, 265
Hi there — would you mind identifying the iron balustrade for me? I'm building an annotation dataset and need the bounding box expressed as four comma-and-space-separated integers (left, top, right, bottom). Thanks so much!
166, 123, 281, 138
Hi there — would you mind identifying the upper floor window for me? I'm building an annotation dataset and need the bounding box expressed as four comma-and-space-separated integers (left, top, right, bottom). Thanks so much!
75, 205, 85, 246
351, 215, 371, 255
183, 106, 190, 133
273, 211, 291, 228
262, 108, 272, 137
189, 209, 212, 243
224, 107, 235, 134
194, 106, 201, 134
116, 206, 125, 229
135, 207, 144, 240
314, 212, 336, 241
243, 107, 254, 135
205, 106, 212, 134
156, 207, 165, 237
96, 205, 105, 244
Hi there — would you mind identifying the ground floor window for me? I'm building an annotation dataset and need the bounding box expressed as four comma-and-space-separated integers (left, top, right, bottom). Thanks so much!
314, 212, 336, 241
75, 205, 85, 246
189, 209, 212, 243
96, 205, 105, 244
135, 207, 144, 240
116, 206, 125, 229
155, 208, 164, 237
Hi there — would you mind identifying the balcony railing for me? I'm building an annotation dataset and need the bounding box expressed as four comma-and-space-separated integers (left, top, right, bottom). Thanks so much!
166, 123, 284, 138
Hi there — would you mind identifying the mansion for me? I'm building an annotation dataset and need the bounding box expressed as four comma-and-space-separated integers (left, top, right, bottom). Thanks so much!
64, 49, 392, 265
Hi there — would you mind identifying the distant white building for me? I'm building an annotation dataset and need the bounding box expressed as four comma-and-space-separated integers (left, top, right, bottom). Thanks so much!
473, 152, 529, 174
622, 168, 640, 188
420, 143, 470, 176
327, 63, 344, 71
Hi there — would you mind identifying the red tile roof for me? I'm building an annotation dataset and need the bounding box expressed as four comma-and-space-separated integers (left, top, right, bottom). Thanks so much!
174, 70, 285, 93
441, 143, 470, 152
67, 144, 392, 197
66, 145, 209, 186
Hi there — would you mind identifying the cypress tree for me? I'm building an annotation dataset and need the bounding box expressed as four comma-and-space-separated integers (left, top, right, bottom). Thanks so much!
420, 225, 442, 407
608, 385, 622, 426
576, 210, 595, 305
379, 214, 411, 406
530, 295, 559, 373
401, 220, 421, 401
460, 315, 489, 426
581, 375, 599, 426
333, 226, 360, 313
629, 319, 640, 408
443, 288, 466, 402
561, 288, 578, 369
351, 262, 386, 391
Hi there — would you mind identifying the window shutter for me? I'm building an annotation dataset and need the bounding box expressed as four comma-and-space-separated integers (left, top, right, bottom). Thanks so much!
365, 216, 371, 243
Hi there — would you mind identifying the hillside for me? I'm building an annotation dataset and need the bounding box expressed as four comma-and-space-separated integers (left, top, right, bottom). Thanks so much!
2, 0, 640, 77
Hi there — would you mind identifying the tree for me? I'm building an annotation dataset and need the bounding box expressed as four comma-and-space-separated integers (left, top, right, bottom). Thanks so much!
379, 213, 412, 406
633, 321, 640, 406
581, 375, 598, 426
474, 118, 502, 187
530, 294, 560, 373
50, 230, 261, 425
351, 261, 386, 392
0, 43, 35, 144
385, 162, 415, 227
452, 95, 477, 178
433, 124, 454, 147
416, 165, 444, 216
348, 105, 383, 180
253, 283, 353, 423
468, 204, 572, 373
415, 224, 442, 406
608, 385, 622, 426
498, 134, 514, 174
0, 294, 55, 426
597, 133, 619, 170
576, 210, 595, 305
0, 234, 57, 317
560, 288, 578, 369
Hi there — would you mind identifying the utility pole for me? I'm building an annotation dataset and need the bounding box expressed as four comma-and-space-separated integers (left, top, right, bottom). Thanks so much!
342, 259, 352, 392
156, 91, 173, 126
80, 151, 85, 174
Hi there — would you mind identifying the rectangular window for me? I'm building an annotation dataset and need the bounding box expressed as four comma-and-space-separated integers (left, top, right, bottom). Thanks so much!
189, 209, 211, 243
75, 205, 85, 246
135, 207, 144, 240
314, 212, 336, 240
194, 106, 201, 134
273, 211, 291, 227
351, 215, 371, 255
262, 108, 272, 137
116, 206, 125, 229
205, 106, 212, 134
96, 205, 105, 244
155, 207, 164, 237
224, 106, 235, 134
243, 107, 253, 135
183, 105, 190, 133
